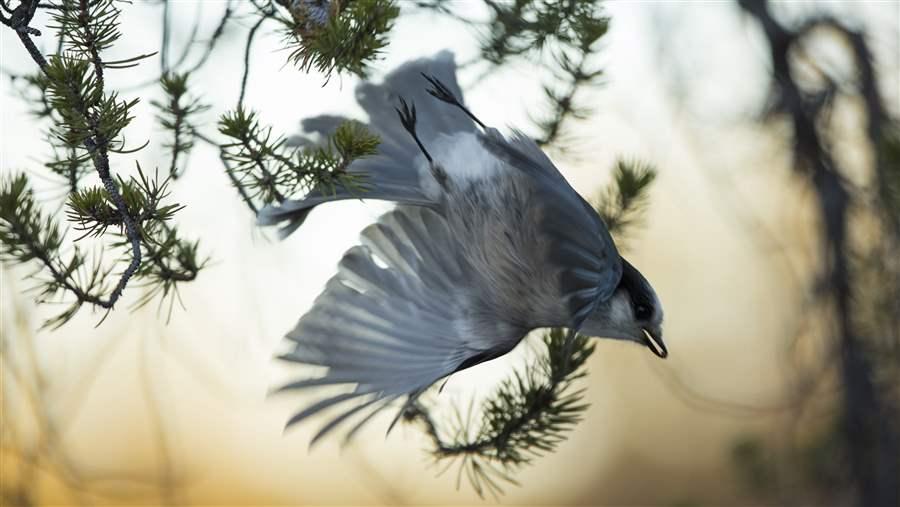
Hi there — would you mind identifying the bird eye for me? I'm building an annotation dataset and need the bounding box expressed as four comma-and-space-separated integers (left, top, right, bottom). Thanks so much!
635, 304, 651, 320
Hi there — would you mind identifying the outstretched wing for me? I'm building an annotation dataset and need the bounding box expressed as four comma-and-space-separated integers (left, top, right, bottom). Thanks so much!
276, 206, 522, 444
478, 131, 623, 328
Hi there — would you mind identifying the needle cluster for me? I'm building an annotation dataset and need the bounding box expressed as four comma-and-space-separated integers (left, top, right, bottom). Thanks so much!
219, 108, 379, 209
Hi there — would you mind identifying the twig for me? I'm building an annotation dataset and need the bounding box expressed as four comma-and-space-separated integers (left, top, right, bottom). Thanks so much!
3, 0, 144, 311
183, 0, 233, 75
122, 0, 232, 92
76, 0, 143, 309
238, 13, 269, 109
160, 0, 170, 72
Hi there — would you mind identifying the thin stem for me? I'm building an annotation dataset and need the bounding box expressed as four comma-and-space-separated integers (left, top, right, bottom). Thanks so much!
238, 13, 268, 109
160, 0, 170, 72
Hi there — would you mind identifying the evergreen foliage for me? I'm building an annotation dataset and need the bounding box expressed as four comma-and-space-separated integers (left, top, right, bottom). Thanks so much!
406, 330, 594, 499
593, 160, 657, 238
281, 0, 400, 79
219, 108, 379, 210
151, 72, 209, 179
1, 0, 204, 327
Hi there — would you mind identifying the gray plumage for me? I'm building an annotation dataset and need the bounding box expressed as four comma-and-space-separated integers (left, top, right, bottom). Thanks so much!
264, 51, 666, 443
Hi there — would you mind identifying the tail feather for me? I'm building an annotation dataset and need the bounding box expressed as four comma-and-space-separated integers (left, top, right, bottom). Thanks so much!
259, 51, 476, 236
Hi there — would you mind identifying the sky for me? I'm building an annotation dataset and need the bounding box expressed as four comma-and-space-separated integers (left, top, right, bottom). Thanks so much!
1, 1, 898, 504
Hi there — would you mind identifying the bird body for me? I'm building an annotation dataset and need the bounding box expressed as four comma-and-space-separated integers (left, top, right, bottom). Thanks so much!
261, 52, 665, 443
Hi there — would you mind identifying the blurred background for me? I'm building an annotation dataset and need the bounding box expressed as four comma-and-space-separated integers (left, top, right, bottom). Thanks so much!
1, 0, 898, 505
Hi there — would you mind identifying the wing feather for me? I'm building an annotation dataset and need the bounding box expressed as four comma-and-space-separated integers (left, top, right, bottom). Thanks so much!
277, 206, 515, 441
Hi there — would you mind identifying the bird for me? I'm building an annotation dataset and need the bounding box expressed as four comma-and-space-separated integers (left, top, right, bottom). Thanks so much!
259, 51, 666, 445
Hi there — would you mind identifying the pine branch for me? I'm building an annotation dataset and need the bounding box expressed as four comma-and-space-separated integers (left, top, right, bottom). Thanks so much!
10, 71, 54, 118
219, 107, 289, 204
592, 159, 657, 239
238, 11, 269, 109
218, 108, 378, 210
44, 1, 148, 308
532, 3, 608, 147
183, 0, 234, 75
121, 0, 234, 92
1, 0, 202, 326
405, 330, 594, 499
532, 43, 605, 147
65, 165, 184, 239
0, 173, 112, 328
45, 145, 92, 193
279, 0, 399, 79
151, 72, 209, 179
7, 70, 93, 192
130, 221, 204, 320
1, 166, 203, 328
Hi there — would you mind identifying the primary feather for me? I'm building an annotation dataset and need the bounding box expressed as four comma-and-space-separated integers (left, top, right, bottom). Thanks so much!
277, 205, 527, 442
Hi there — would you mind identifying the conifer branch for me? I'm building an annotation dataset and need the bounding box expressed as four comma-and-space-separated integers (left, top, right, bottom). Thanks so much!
3, 0, 143, 311
406, 330, 593, 499
218, 108, 379, 211
52, 0, 146, 309
239, 13, 269, 109
1, 0, 203, 326
593, 160, 658, 237
278, 0, 399, 79
1, 165, 202, 328
184, 0, 233, 75
0, 173, 113, 328
151, 72, 208, 180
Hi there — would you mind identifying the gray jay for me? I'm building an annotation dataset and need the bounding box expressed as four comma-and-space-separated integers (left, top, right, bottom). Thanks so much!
259, 51, 666, 443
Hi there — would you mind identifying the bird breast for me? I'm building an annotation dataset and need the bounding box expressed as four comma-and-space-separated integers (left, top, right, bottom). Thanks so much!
435, 144, 568, 332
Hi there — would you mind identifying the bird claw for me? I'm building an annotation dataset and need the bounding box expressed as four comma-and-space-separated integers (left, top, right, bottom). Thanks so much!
396, 96, 434, 165
395, 96, 418, 134
422, 73, 458, 105
421, 73, 488, 130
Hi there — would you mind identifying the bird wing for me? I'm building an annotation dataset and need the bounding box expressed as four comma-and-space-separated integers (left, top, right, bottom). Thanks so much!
477, 131, 623, 328
277, 205, 519, 444
258, 51, 476, 237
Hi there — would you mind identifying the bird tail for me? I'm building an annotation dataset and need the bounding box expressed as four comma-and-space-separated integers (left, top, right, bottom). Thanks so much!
258, 51, 477, 238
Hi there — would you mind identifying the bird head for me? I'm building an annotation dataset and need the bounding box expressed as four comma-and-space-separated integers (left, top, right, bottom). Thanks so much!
579, 258, 667, 358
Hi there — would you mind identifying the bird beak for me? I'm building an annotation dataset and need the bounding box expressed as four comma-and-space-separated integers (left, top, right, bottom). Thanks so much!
642, 327, 668, 358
